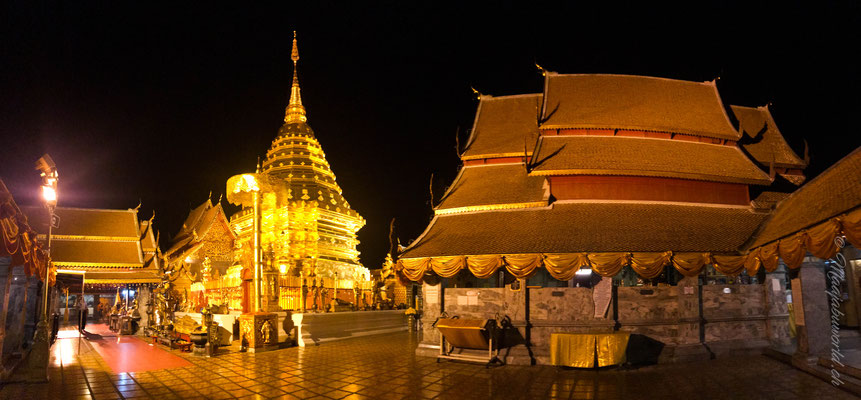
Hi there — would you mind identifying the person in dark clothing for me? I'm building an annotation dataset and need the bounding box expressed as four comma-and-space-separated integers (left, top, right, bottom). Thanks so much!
77, 297, 88, 332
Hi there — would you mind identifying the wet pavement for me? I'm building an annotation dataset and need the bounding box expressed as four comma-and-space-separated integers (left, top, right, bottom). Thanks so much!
0, 329, 857, 399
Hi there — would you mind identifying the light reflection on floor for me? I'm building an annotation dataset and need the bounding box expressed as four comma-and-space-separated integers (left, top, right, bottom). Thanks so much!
51, 331, 83, 367
2, 331, 857, 399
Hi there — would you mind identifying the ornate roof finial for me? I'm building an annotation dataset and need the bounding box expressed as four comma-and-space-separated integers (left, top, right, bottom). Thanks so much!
285, 30, 307, 124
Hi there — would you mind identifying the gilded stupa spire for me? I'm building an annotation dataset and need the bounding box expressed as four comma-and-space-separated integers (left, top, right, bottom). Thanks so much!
284, 31, 307, 124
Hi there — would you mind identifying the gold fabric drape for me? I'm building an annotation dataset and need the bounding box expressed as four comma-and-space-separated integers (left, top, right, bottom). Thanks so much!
503, 254, 542, 279
589, 253, 630, 277
550, 333, 596, 368
596, 333, 631, 367
429, 256, 466, 278
466, 255, 504, 279
550, 332, 630, 368
711, 254, 746, 276
759, 242, 780, 272
804, 219, 841, 260
544, 253, 590, 281
630, 252, 671, 279
843, 208, 861, 248
671, 252, 709, 277
743, 251, 761, 276
778, 234, 806, 269
398, 258, 431, 281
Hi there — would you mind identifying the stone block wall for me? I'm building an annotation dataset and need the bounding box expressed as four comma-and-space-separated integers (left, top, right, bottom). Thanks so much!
417, 278, 792, 365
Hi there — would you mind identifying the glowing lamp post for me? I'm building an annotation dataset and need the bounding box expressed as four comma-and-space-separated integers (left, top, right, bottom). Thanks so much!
23, 154, 58, 382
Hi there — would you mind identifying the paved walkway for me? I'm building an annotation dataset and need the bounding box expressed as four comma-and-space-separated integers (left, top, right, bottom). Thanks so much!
1, 331, 858, 399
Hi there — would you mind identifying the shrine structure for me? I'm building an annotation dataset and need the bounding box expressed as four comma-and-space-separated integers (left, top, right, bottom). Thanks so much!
160, 33, 401, 351
397, 72, 861, 365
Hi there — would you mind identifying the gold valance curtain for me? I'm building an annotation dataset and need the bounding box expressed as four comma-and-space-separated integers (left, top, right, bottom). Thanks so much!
588, 253, 630, 277
429, 256, 466, 277
671, 252, 710, 277
843, 209, 861, 247
466, 255, 504, 279
503, 254, 543, 279
544, 253, 590, 281
630, 252, 671, 279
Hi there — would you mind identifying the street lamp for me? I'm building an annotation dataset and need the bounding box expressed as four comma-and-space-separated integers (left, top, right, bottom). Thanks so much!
36, 154, 58, 319
23, 153, 57, 382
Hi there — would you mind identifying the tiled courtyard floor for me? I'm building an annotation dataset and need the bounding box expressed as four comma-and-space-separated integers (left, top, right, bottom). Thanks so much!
0, 331, 857, 399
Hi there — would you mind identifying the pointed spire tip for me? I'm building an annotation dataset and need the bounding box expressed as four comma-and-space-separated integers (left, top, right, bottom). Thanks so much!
285, 30, 307, 124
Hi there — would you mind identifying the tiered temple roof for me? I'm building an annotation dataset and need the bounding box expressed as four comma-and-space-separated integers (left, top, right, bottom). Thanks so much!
21, 206, 160, 285
401, 72, 797, 276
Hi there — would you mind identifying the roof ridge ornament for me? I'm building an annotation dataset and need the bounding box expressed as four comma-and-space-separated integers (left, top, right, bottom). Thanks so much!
285, 30, 308, 124
470, 86, 482, 101
535, 61, 546, 77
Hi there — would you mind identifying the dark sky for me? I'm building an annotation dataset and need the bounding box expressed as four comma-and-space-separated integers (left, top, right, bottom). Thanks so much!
1, 1, 859, 270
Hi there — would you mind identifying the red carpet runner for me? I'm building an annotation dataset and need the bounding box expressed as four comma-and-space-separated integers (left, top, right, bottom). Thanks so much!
86, 324, 191, 373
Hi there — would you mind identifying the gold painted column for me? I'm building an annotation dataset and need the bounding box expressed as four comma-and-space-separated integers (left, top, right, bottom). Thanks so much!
227, 173, 279, 352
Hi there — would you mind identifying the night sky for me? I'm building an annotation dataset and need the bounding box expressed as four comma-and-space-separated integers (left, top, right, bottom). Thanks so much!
1, 2, 858, 270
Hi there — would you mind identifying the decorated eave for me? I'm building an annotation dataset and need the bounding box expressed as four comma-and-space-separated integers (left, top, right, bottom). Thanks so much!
460, 94, 542, 161
539, 73, 741, 141
0, 180, 54, 285
528, 135, 772, 185
731, 104, 807, 185
398, 201, 771, 281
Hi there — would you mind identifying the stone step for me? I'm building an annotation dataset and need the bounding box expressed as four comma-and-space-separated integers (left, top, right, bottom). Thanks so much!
764, 347, 861, 397
818, 355, 861, 381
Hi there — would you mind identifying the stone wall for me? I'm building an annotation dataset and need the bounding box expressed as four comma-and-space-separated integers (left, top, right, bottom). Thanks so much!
418, 277, 792, 365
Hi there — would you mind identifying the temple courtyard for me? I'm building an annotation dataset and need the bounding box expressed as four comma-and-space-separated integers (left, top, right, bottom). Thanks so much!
0, 328, 854, 400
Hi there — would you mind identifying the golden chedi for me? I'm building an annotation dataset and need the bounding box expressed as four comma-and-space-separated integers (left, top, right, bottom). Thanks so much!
230, 32, 368, 312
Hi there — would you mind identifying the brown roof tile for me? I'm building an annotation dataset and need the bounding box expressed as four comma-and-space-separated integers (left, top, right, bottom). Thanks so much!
50, 239, 143, 267
401, 202, 767, 258
747, 146, 861, 248
461, 94, 542, 160
21, 207, 140, 238
436, 164, 548, 212
529, 136, 771, 184
541, 74, 740, 140
139, 219, 158, 252
166, 200, 234, 258
750, 191, 791, 211
731, 105, 806, 169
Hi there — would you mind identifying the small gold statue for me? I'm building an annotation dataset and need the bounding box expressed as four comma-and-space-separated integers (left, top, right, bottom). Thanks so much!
260, 319, 272, 344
